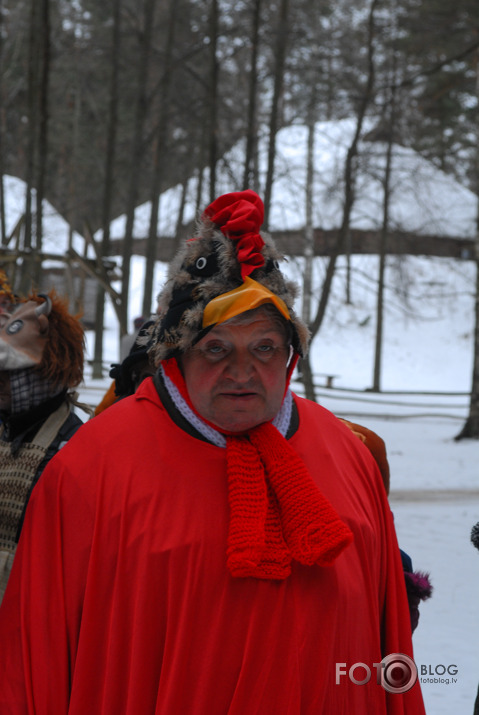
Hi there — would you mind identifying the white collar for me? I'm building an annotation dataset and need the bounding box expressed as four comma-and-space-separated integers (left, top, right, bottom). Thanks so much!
160, 364, 293, 448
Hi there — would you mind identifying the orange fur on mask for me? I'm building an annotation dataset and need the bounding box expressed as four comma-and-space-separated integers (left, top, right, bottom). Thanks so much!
25, 290, 85, 389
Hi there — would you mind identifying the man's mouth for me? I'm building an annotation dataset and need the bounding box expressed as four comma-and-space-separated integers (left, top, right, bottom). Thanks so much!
221, 392, 257, 400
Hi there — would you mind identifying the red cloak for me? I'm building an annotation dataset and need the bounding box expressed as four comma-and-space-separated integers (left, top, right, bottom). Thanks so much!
0, 378, 425, 713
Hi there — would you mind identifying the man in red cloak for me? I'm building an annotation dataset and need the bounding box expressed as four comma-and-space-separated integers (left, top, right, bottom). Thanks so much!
0, 191, 425, 713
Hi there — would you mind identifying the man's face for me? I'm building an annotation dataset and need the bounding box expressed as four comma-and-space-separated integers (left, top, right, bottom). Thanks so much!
0, 371, 11, 412
181, 313, 290, 433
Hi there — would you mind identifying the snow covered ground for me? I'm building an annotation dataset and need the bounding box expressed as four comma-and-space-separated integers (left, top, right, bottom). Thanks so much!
78, 252, 479, 715
346, 411, 478, 714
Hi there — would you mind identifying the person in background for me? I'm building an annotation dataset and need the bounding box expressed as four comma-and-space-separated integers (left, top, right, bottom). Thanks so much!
0, 290, 88, 602
94, 318, 156, 415
0, 191, 425, 713
109, 318, 156, 400
120, 315, 146, 362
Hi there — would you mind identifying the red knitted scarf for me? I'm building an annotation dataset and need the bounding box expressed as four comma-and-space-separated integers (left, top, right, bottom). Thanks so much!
226, 423, 353, 579
162, 358, 354, 579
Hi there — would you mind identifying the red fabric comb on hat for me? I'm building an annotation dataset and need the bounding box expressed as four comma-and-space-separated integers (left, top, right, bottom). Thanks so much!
203, 190, 265, 279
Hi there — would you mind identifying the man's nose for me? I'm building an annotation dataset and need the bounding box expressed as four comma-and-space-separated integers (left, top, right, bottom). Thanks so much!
226, 348, 253, 380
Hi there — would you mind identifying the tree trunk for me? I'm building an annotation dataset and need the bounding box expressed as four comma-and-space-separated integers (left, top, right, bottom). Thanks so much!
0, 8, 6, 247
455, 249, 479, 440
142, 0, 177, 318
208, 0, 219, 203
33, 0, 51, 288
309, 0, 379, 340
67, 83, 81, 312
174, 178, 189, 254
455, 48, 479, 440
301, 24, 319, 403
372, 55, 398, 392
0, 173, 5, 247
263, 0, 289, 229
242, 0, 262, 191
120, 0, 155, 336
92, 0, 122, 378
302, 120, 315, 331
299, 354, 316, 403
20, 0, 40, 295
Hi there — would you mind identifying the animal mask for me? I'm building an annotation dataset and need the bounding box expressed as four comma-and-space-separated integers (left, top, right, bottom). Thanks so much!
0, 295, 51, 370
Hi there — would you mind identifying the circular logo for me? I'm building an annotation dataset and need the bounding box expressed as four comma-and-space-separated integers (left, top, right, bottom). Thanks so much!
380, 653, 418, 694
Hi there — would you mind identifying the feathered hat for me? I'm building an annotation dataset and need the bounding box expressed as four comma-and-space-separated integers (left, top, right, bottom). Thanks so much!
149, 190, 309, 365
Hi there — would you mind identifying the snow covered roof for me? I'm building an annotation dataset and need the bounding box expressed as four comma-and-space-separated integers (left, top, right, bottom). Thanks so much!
104, 118, 477, 243
0, 174, 86, 257
3, 115, 476, 252
266, 119, 477, 239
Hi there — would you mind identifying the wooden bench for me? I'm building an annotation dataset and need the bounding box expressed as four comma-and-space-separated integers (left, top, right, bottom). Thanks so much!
317, 373, 339, 388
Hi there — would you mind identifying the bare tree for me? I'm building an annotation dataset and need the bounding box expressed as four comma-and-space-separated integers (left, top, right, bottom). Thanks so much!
307, 0, 379, 342
242, 0, 262, 191
263, 0, 289, 229
19, 0, 41, 295
372, 46, 400, 392
455, 47, 479, 440
33, 0, 51, 287
208, 0, 219, 203
455, 228, 479, 439
142, 0, 178, 318
92, 0, 122, 378
370, 143, 393, 393
0, 174, 5, 247
299, 0, 321, 402
120, 0, 156, 335
0, 4, 7, 247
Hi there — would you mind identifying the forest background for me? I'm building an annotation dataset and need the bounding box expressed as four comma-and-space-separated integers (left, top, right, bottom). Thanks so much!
0, 0, 478, 434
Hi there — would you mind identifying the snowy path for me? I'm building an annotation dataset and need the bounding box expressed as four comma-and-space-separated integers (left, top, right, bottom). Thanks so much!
392, 497, 479, 715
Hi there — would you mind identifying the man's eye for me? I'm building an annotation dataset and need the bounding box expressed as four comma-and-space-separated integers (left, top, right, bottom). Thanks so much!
254, 344, 282, 358
206, 344, 227, 356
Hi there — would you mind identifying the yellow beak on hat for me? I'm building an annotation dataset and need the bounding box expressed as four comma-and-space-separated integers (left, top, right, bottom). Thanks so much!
202, 276, 291, 329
